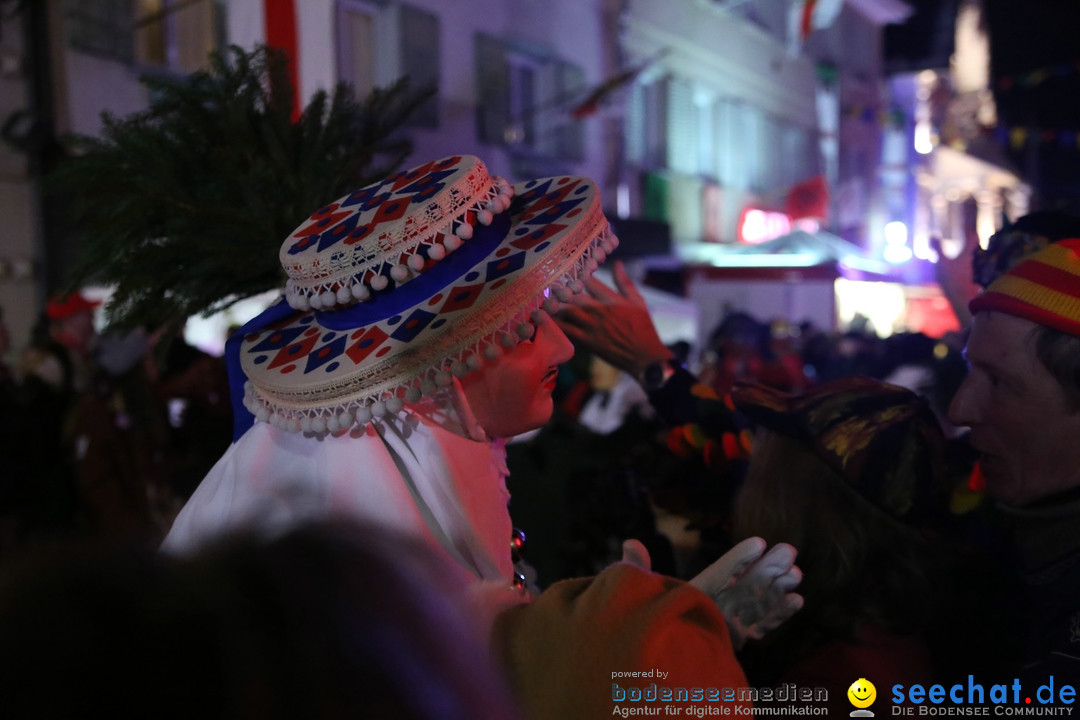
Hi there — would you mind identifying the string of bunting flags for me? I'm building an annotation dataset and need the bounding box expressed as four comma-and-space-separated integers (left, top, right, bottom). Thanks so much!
994, 123, 1080, 151
995, 60, 1080, 92
841, 104, 907, 128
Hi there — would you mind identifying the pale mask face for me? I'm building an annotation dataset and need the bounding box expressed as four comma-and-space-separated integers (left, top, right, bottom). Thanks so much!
460, 320, 574, 439
948, 311, 1080, 506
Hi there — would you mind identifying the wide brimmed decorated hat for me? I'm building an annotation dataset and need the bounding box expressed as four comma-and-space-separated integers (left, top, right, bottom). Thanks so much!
230, 155, 617, 436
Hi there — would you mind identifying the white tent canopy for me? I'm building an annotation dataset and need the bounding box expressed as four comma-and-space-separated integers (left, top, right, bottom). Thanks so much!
590, 268, 699, 350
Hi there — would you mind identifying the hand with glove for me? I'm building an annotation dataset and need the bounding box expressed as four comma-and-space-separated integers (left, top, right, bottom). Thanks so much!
689, 537, 804, 650
619, 535, 803, 650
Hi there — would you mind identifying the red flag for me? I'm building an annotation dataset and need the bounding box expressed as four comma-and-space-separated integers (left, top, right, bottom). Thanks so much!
264, 0, 300, 122
800, 0, 818, 41
785, 175, 829, 221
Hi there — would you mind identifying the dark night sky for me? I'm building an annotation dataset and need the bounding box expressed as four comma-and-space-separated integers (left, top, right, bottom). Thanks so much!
988, 0, 1080, 207
887, 0, 1080, 207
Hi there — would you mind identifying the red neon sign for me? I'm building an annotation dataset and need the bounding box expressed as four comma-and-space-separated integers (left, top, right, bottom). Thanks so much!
737, 207, 791, 244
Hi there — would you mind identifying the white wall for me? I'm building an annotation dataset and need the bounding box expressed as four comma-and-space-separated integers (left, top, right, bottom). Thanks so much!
60, 52, 149, 136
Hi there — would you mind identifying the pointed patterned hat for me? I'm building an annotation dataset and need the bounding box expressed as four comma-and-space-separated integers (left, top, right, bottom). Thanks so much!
230, 155, 617, 436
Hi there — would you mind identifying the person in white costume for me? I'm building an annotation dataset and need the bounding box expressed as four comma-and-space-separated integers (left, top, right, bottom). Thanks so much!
161, 158, 802, 706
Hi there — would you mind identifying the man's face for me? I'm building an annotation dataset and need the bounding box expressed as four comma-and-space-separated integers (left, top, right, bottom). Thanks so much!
460, 319, 574, 439
948, 311, 1080, 506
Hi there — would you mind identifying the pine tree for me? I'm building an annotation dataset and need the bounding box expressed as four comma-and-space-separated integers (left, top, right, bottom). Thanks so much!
50, 44, 433, 333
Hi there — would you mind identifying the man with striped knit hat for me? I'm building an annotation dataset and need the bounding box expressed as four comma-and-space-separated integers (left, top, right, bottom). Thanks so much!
949, 234, 1080, 683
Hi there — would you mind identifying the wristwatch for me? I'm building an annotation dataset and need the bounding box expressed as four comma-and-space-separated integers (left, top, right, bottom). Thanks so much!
640, 358, 683, 392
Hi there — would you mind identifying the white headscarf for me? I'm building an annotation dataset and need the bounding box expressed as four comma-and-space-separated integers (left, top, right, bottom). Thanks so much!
162, 381, 516, 594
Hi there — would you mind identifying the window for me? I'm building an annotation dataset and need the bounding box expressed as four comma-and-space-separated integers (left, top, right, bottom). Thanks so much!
337, 1, 440, 128
506, 51, 542, 147
66, 0, 221, 72
134, 0, 222, 74
728, 102, 764, 191
625, 77, 667, 169
666, 78, 699, 175
781, 122, 817, 186
474, 33, 585, 160
697, 91, 716, 178
65, 0, 134, 63
337, 1, 379, 100
715, 98, 738, 186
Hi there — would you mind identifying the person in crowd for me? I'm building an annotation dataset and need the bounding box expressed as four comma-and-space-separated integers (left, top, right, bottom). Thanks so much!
21, 292, 100, 397
576, 354, 653, 435
148, 324, 233, 502
947, 235, 1080, 682
0, 304, 30, 555
505, 347, 677, 584
67, 328, 174, 546
556, 262, 1008, 692
0, 520, 521, 719
158, 156, 802, 717
728, 378, 952, 706
0, 304, 12, 385
698, 311, 765, 395
14, 292, 102, 539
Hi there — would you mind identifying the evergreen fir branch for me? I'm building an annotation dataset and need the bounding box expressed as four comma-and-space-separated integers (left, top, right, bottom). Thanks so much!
50, 44, 434, 334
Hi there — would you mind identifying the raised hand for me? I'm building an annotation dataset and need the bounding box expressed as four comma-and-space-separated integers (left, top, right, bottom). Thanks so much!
555, 261, 673, 379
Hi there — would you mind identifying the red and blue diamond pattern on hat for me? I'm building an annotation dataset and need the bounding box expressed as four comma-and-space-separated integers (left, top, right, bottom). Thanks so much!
281, 155, 513, 312
240, 173, 618, 434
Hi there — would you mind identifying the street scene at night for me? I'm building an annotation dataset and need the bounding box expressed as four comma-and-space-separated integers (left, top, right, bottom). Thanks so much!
0, 0, 1079, 717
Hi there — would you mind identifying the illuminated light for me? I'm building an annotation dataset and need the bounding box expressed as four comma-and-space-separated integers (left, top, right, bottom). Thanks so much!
977, 211, 996, 248
737, 207, 792, 245
914, 119, 933, 154
616, 182, 630, 219
884, 244, 913, 264
710, 252, 821, 268
884, 221, 908, 246
839, 254, 892, 275
834, 278, 906, 338
933, 342, 949, 360
912, 230, 936, 261
913, 242, 939, 261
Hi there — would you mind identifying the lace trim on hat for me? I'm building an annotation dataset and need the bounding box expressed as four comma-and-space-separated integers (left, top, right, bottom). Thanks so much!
283, 172, 514, 312
243, 213, 618, 435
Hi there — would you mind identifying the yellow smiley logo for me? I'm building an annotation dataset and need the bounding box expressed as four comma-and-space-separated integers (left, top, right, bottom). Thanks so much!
847, 678, 877, 709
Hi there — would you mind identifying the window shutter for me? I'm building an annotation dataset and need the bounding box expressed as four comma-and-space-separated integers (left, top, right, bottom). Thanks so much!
644, 77, 668, 168
667, 78, 698, 175
474, 33, 509, 145
336, 3, 376, 99
742, 104, 764, 191
626, 82, 646, 166
65, 0, 134, 63
399, 3, 439, 128
173, 0, 219, 74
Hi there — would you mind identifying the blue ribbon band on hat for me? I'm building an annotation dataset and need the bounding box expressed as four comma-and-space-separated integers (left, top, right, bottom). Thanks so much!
225, 209, 513, 441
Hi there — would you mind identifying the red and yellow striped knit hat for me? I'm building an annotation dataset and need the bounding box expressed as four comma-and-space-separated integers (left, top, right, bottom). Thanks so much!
969, 238, 1080, 337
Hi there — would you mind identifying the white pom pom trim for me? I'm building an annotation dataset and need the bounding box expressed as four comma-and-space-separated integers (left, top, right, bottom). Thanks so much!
248, 195, 619, 436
